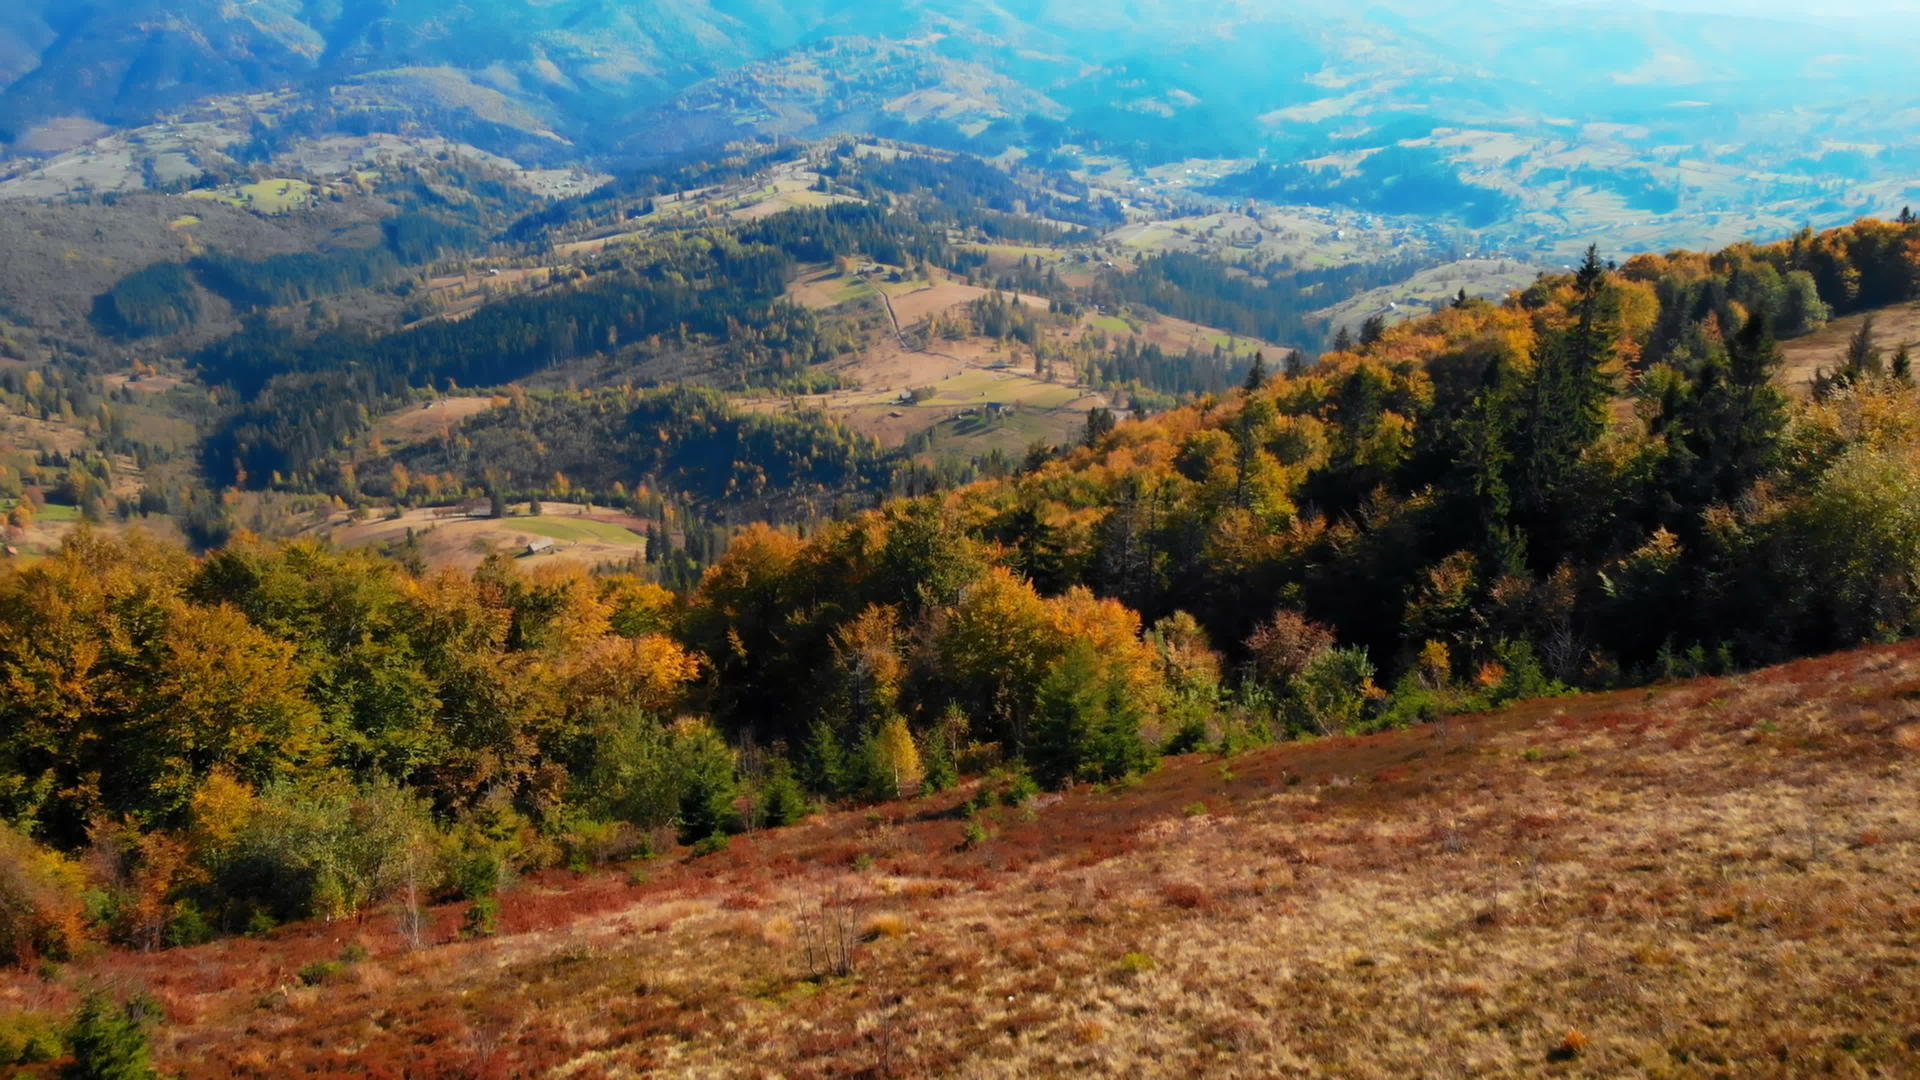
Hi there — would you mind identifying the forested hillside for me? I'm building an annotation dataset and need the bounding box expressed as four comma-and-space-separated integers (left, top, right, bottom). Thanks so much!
4, 218, 1920, 1005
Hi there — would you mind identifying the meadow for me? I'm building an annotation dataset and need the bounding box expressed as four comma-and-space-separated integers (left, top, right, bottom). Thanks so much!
4, 642, 1915, 1078
312, 504, 651, 570
1780, 300, 1920, 392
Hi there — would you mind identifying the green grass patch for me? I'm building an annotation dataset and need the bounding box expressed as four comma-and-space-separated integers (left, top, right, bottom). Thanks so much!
168, 214, 201, 228
1120, 225, 1181, 250
924, 370, 1083, 410
777, 190, 837, 209
1203, 332, 1263, 355
925, 404, 1088, 463
1090, 315, 1132, 334
185, 179, 315, 214
510, 517, 647, 544
878, 277, 935, 297
25, 502, 80, 523
963, 243, 1062, 261
829, 277, 876, 305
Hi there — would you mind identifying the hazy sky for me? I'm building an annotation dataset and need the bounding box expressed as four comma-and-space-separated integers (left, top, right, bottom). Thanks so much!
1563, 0, 1918, 15
1620, 0, 1920, 14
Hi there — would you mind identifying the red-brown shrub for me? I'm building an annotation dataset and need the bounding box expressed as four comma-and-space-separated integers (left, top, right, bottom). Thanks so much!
1160, 882, 1213, 910
1245, 609, 1336, 684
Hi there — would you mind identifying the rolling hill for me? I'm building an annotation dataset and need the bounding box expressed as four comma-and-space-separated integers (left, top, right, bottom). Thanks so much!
1, 640, 1914, 1077
2, 0, 1915, 182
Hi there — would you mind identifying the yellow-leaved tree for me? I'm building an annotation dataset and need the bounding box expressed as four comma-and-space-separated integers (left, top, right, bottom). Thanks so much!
867, 714, 923, 799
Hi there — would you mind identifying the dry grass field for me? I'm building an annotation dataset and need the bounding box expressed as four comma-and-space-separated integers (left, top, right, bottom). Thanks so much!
1780, 301, 1920, 393
309, 502, 649, 571
768, 271, 1114, 454
367, 396, 499, 447
5, 643, 1918, 1078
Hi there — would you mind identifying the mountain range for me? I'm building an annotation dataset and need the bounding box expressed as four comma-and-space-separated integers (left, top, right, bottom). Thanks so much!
3, 0, 1916, 162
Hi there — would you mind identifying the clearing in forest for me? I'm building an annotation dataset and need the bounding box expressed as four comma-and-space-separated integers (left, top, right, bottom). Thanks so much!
1779, 299, 1920, 392
312, 503, 649, 571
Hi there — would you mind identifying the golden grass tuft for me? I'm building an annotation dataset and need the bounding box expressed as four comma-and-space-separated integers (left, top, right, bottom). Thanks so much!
861, 913, 907, 941
759, 915, 795, 949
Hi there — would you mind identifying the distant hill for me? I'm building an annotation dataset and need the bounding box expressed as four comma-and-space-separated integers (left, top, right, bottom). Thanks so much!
2, 0, 1915, 162
0, 0, 1912, 255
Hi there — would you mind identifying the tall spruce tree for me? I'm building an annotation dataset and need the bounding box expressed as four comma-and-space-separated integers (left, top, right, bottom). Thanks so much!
1450, 353, 1529, 575
1668, 313, 1790, 509
1515, 246, 1617, 567
1243, 352, 1269, 392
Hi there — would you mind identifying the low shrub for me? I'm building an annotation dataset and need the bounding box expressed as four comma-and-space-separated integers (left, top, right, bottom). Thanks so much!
0, 823, 88, 967
212, 779, 436, 925
1160, 882, 1212, 910
297, 960, 346, 987
1287, 646, 1383, 735
444, 843, 503, 906
460, 897, 499, 939
1161, 712, 1211, 756
555, 817, 646, 873
958, 820, 991, 851
0, 1011, 63, 1066
999, 770, 1040, 807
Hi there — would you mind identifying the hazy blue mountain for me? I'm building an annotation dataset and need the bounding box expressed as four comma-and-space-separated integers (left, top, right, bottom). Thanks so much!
2, 0, 1912, 150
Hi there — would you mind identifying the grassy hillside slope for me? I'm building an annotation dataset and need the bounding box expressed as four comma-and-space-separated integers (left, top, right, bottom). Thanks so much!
4, 643, 1916, 1078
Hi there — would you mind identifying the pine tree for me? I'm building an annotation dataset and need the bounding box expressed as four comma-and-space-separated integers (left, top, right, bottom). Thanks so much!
675, 725, 739, 844
920, 705, 965, 793
1451, 354, 1527, 573
1028, 644, 1153, 790
1233, 396, 1276, 511
800, 718, 847, 799
1844, 315, 1883, 380
1359, 313, 1388, 347
1331, 325, 1355, 353
1515, 245, 1617, 566
1243, 352, 1268, 393
1894, 343, 1913, 384
1081, 406, 1116, 448
758, 757, 813, 827
1673, 313, 1790, 506
64, 991, 157, 1080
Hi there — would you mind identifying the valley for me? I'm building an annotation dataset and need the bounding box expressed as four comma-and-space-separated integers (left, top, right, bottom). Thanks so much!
1, 5, 1919, 1077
